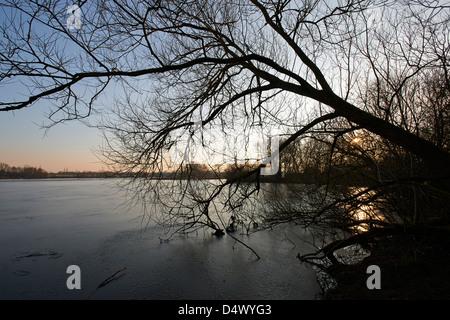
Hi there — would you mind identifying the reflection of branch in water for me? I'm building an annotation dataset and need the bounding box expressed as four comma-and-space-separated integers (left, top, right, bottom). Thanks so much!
88, 267, 127, 299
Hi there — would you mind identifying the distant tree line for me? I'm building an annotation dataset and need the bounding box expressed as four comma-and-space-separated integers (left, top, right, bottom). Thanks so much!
0, 163, 116, 179
0, 163, 48, 179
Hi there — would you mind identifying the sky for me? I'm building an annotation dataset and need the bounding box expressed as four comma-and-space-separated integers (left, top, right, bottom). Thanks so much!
0, 0, 389, 173
0, 3, 110, 173
0, 107, 102, 172
0, 1, 332, 174
0, 105, 105, 172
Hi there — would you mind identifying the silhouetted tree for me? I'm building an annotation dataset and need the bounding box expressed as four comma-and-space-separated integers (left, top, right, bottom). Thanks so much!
1, 1, 449, 260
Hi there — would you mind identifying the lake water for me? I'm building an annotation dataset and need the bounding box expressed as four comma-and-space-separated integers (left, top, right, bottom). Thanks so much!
0, 179, 322, 300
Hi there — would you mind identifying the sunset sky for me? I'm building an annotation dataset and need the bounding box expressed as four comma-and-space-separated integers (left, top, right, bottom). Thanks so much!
0, 5, 108, 173
0, 105, 104, 173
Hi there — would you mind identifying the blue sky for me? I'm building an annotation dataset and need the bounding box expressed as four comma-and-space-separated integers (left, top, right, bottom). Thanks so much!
0, 2, 108, 172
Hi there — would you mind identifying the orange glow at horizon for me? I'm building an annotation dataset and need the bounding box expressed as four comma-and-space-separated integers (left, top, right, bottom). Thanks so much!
1, 149, 104, 173
1, 108, 105, 173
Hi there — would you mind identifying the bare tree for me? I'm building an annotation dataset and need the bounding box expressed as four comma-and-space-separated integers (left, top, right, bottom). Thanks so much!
1, 0, 449, 259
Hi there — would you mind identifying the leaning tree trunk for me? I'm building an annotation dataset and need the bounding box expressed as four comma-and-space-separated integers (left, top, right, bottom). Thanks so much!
311, 91, 450, 172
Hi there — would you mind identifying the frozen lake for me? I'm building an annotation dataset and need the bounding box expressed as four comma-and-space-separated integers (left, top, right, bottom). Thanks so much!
0, 179, 322, 300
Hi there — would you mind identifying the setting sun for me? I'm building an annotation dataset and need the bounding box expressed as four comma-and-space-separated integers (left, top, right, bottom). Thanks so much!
351, 137, 363, 145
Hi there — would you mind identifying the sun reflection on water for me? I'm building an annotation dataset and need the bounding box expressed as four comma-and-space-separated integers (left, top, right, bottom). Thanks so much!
346, 187, 386, 233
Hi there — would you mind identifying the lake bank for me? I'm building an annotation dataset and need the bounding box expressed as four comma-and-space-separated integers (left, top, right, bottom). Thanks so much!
323, 233, 450, 300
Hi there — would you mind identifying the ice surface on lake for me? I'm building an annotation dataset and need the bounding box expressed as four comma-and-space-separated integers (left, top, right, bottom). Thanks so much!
0, 179, 321, 300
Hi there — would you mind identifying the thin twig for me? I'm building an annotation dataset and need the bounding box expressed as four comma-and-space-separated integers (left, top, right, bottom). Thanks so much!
227, 231, 260, 260
87, 267, 127, 299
